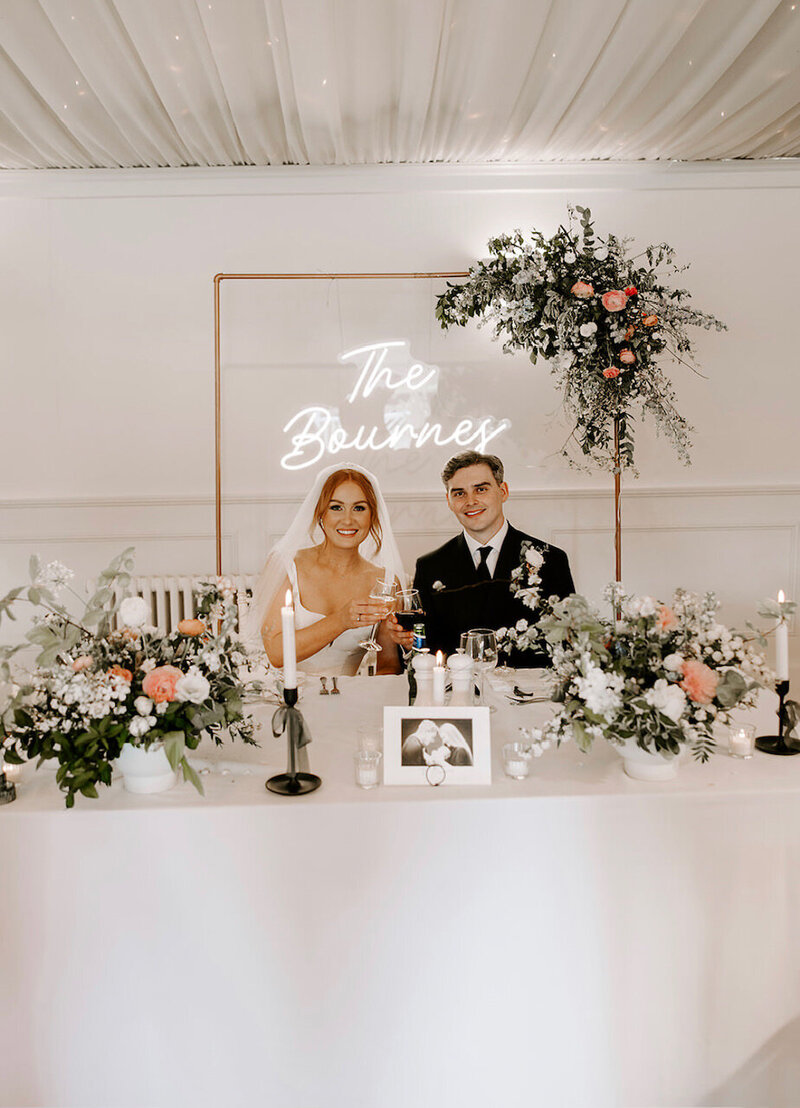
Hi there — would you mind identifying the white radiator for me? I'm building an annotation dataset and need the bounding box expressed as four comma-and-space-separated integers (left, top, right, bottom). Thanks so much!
97, 575, 258, 635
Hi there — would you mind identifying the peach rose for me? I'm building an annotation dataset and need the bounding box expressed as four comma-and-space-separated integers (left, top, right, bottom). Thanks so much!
679, 659, 718, 705
619, 348, 636, 365
108, 665, 133, 683
603, 366, 620, 379
142, 665, 183, 704
624, 285, 638, 297
571, 281, 594, 299
72, 655, 94, 673
643, 314, 658, 327
656, 605, 677, 632
177, 618, 206, 636
601, 290, 628, 312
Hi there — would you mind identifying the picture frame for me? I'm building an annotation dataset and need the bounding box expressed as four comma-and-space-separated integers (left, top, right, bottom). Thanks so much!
382, 706, 492, 786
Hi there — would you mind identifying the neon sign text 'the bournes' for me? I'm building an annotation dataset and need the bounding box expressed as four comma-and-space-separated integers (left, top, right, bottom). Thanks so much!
280, 340, 511, 471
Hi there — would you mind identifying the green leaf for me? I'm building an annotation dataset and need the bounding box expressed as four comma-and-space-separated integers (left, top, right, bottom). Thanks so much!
27, 587, 41, 606
162, 730, 185, 771
29, 554, 41, 582
181, 757, 204, 796
716, 669, 748, 709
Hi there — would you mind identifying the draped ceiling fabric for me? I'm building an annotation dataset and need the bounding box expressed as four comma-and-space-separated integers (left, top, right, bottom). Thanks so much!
0, 0, 799, 169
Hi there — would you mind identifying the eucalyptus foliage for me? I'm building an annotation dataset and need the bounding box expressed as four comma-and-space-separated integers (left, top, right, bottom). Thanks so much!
435, 206, 726, 472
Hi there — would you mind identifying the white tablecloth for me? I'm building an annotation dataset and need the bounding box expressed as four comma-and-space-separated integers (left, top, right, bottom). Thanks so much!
3, 676, 800, 1107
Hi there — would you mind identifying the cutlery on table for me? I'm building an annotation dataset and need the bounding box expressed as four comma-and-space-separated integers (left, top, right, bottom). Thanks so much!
330, 676, 340, 695
320, 676, 329, 695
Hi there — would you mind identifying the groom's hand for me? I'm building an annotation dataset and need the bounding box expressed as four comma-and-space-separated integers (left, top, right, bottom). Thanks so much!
385, 612, 414, 651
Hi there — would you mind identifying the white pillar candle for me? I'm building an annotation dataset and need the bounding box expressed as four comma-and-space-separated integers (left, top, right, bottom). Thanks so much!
281, 588, 298, 689
432, 651, 446, 706
776, 590, 789, 682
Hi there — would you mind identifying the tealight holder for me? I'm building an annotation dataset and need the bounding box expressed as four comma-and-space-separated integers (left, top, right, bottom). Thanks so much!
354, 749, 382, 789
728, 724, 756, 759
503, 741, 532, 780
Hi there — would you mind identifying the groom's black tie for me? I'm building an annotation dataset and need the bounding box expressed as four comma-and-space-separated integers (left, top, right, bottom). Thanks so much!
476, 546, 492, 581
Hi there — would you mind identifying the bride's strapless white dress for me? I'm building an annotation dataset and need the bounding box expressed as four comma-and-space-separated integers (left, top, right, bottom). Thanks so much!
288, 561, 367, 676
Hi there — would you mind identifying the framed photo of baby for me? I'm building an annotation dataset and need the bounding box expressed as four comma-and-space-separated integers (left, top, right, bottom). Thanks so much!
383, 706, 492, 786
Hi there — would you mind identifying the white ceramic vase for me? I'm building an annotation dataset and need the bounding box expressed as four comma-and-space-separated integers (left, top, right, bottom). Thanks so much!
616, 738, 679, 782
117, 741, 177, 794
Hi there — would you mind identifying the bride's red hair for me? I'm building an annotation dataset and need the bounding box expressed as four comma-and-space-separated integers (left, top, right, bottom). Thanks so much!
312, 469, 383, 553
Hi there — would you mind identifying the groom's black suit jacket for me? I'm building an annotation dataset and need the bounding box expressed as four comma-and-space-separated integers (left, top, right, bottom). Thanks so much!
413, 524, 574, 668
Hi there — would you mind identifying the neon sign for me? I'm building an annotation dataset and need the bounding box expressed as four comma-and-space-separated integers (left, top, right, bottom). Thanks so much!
280, 340, 511, 471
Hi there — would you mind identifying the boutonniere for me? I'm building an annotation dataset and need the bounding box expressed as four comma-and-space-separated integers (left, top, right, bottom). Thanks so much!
432, 580, 445, 592
510, 542, 545, 612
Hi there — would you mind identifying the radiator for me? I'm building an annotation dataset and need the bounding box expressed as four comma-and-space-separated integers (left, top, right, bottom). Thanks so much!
100, 575, 258, 635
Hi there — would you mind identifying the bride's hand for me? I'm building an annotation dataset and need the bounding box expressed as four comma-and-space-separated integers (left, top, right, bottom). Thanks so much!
385, 612, 415, 650
340, 598, 394, 631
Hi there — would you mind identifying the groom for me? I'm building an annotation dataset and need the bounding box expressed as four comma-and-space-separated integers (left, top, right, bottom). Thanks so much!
390, 451, 574, 667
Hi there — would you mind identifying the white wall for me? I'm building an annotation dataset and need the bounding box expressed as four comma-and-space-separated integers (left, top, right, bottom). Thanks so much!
0, 162, 798, 672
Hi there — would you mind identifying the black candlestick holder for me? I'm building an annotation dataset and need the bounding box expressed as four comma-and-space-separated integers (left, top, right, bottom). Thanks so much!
755, 680, 799, 756
0, 768, 16, 805
266, 686, 322, 795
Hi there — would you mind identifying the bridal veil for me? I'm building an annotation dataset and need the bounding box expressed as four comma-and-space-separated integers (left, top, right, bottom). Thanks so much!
240, 462, 406, 653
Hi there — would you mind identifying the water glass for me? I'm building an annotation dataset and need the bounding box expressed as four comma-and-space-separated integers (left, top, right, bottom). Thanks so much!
354, 749, 382, 788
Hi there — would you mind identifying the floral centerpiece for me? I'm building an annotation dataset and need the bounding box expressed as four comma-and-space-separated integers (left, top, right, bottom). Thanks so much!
518, 586, 772, 762
0, 549, 260, 807
435, 205, 725, 472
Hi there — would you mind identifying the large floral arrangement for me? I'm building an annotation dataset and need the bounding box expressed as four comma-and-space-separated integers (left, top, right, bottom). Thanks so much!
435, 206, 726, 471
0, 550, 259, 807
522, 586, 772, 761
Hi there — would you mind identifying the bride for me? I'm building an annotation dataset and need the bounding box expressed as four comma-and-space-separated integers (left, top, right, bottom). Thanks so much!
241, 464, 406, 676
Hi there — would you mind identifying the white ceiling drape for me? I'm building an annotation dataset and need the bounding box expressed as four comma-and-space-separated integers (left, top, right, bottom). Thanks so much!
1, 0, 799, 169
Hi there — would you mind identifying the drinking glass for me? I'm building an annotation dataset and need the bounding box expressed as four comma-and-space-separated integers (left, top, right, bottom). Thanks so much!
358, 579, 396, 652
395, 588, 425, 652
464, 628, 498, 708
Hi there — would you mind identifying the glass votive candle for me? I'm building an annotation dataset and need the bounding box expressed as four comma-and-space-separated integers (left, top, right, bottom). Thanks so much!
354, 749, 382, 788
503, 742, 531, 780
728, 724, 756, 759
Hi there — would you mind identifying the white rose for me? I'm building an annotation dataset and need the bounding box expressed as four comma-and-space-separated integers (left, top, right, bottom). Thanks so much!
524, 547, 544, 568
175, 669, 211, 704
594, 248, 608, 261
645, 679, 686, 723
564, 251, 576, 264
579, 322, 597, 338
134, 696, 154, 716
118, 596, 149, 628
663, 653, 684, 673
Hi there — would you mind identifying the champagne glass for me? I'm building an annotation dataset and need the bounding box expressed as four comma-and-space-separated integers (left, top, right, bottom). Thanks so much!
358, 578, 397, 652
464, 628, 498, 708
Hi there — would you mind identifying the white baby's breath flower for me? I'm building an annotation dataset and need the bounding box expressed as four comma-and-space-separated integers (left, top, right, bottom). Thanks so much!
118, 596, 149, 628
432, 580, 445, 592
156, 701, 168, 715
36, 561, 74, 594
140, 658, 156, 674
579, 322, 597, 338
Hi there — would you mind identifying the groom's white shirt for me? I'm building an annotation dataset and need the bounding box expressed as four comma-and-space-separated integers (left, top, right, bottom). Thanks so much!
462, 519, 508, 579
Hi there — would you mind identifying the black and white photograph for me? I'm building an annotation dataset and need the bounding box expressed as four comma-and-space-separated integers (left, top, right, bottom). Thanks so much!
384, 707, 491, 785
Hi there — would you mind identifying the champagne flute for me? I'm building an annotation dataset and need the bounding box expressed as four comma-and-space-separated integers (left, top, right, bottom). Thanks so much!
358, 578, 397, 652
464, 628, 498, 708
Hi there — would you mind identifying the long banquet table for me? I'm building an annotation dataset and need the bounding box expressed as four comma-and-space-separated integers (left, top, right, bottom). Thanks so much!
3, 675, 800, 1108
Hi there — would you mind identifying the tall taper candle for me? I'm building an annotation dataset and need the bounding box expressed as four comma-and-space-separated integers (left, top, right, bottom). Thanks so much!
776, 590, 789, 682
432, 650, 446, 706
281, 588, 298, 689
